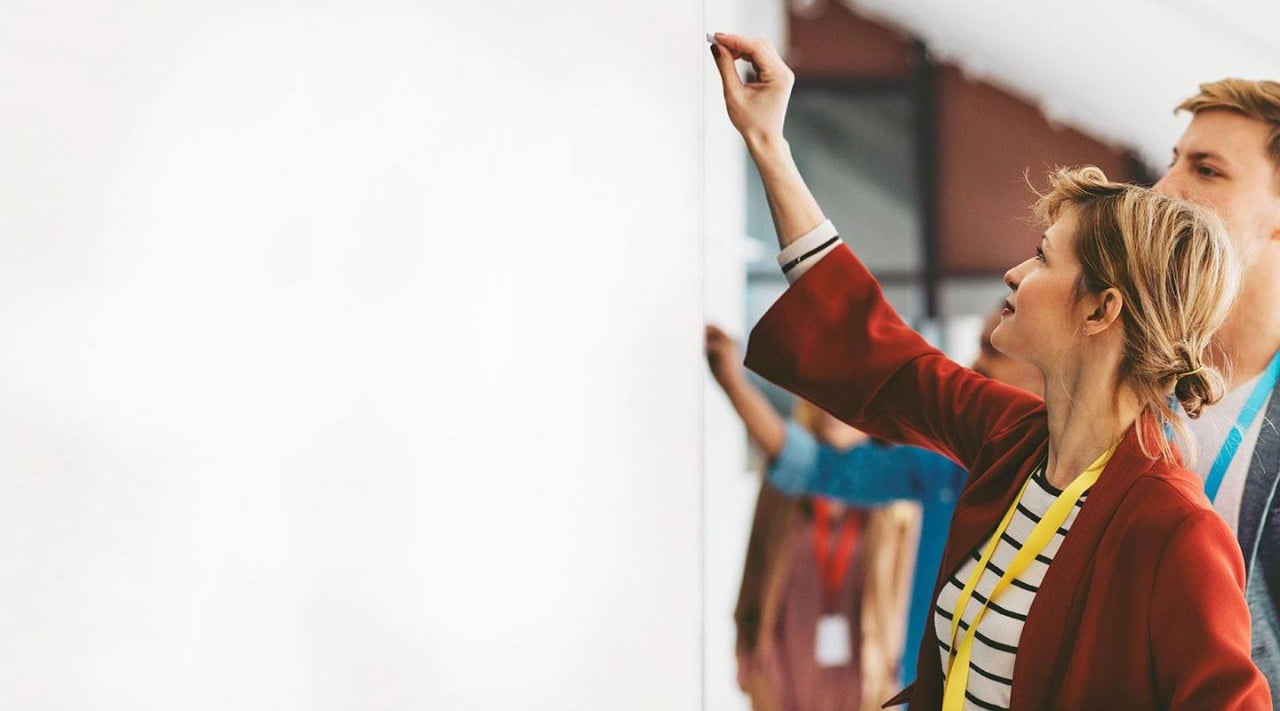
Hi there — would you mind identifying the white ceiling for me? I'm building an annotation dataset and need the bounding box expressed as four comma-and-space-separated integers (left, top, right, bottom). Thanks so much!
838, 0, 1280, 170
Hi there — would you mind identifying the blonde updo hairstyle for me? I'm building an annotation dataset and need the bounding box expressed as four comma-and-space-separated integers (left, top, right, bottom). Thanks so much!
1032, 166, 1241, 461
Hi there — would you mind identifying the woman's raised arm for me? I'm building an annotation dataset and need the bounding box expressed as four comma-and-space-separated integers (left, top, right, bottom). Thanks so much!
710, 33, 1043, 469
710, 33, 826, 250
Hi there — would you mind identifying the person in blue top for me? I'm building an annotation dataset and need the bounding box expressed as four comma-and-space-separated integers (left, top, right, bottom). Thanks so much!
767, 430, 963, 687
709, 305, 1042, 686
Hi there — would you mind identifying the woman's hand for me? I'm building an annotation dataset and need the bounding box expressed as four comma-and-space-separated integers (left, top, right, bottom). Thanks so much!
706, 323, 787, 458
705, 324, 744, 387
707, 33, 823, 248
709, 33, 795, 147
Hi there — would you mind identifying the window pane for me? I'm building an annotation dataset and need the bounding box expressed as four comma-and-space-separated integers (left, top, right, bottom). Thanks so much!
745, 86, 920, 274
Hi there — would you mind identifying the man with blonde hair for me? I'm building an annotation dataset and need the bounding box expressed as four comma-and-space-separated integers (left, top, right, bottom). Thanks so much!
1155, 78, 1280, 694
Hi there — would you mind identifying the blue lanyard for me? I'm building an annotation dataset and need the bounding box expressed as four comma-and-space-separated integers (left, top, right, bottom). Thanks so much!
1204, 350, 1280, 502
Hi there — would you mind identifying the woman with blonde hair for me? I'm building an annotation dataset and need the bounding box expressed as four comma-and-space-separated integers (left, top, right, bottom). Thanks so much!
709, 32, 1270, 709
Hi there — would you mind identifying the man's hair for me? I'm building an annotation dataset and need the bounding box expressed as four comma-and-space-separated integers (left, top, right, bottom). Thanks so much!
1177, 78, 1280, 190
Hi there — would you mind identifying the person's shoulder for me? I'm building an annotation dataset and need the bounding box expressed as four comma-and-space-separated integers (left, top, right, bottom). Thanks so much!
1137, 458, 1212, 511
1119, 459, 1222, 538
984, 396, 1048, 443
1127, 465, 1246, 589
1097, 470, 1241, 585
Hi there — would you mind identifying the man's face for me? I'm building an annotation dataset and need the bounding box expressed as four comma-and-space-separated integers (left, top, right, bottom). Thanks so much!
1154, 109, 1280, 268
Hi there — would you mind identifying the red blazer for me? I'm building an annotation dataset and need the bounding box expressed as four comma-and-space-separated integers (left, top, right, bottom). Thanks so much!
744, 245, 1271, 710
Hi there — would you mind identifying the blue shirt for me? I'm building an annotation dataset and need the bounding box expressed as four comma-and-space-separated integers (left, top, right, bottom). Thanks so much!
769, 421, 966, 685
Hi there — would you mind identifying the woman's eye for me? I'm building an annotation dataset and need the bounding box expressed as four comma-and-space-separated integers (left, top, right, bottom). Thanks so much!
1035, 247, 1045, 262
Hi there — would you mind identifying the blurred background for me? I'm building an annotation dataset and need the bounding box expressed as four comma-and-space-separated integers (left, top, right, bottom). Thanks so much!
0, 0, 1275, 709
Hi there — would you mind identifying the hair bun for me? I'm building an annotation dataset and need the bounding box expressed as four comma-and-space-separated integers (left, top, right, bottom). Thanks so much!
1174, 363, 1227, 419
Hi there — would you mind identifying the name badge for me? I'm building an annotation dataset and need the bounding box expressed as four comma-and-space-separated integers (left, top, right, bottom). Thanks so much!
815, 613, 852, 667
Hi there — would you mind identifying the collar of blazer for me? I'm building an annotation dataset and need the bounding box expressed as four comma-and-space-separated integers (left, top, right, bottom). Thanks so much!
933, 414, 1165, 709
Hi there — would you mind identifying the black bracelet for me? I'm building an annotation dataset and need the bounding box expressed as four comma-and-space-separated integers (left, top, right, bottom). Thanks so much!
780, 236, 840, 274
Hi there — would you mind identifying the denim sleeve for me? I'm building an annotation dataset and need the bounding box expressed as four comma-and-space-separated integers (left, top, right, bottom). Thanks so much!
769, 422, 958, 505
768, 420, 822, 496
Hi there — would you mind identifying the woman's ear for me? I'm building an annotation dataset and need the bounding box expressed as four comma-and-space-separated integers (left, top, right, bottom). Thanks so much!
1082, 287, 1124, 336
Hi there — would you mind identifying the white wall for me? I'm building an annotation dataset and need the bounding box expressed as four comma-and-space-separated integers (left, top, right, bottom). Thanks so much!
702, 2, 786, 709
0, 2, 705, 709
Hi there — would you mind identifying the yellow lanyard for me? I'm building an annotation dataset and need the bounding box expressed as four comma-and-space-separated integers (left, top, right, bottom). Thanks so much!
941, 444, 1117, 710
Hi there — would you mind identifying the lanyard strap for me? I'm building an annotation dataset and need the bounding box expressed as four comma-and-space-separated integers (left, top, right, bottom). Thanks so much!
1204, 349, 1280, 502
812, 497, 861, 609
941, 445, 1116, 711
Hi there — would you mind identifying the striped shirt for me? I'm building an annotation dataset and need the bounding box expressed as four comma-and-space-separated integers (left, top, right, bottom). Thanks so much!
933, 462, 1084, 710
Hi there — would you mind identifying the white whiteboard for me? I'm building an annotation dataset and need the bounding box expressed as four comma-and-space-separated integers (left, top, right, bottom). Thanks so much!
0, 2, 705, 708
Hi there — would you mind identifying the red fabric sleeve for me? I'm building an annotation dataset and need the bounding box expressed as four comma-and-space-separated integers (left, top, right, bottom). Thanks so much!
1149, 509, 1271, 709
744, 245, 1042, 471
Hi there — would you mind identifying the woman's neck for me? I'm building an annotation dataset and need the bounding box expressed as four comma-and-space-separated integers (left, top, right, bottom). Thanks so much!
1041, 357, 1143, 490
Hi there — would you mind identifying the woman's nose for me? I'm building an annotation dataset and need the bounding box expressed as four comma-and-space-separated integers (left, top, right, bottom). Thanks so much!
1004, 264, 1021, 291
